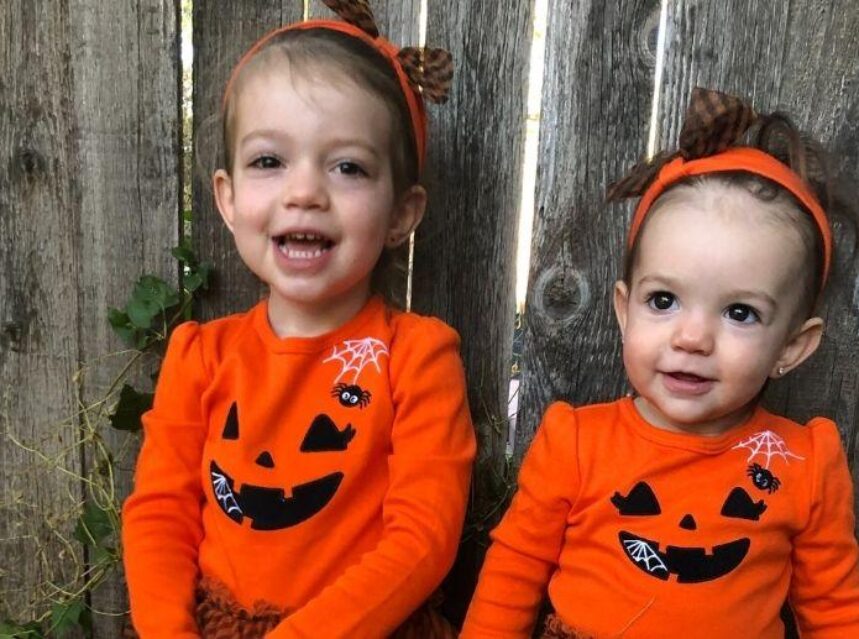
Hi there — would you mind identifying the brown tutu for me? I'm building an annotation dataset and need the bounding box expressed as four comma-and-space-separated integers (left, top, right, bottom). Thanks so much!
124, 576, 456, 638
537, 613, 596, 639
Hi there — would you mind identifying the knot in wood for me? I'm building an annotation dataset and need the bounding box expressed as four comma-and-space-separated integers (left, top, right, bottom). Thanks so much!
1, 321, 25, 352
533, 265, 589, 324
11, 147, 47, 182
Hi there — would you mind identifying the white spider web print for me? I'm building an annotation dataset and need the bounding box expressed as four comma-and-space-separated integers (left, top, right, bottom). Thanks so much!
623, 538, 668, 574
323, 337, 390, 384
212, 470, 242, 516
732, 430, 804, 469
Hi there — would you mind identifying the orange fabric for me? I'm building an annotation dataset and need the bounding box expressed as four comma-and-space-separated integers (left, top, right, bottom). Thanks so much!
462, 399, 859, 639
222, 20, 428, 173
628, 147, 832, 285
122, 297, 475, 638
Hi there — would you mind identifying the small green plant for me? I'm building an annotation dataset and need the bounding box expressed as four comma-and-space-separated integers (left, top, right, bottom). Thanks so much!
0, 244, 210, 638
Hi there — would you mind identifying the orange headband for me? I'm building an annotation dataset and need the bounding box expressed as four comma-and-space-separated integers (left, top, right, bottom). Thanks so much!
222, 20, 431, 174
628, 147, 832, 286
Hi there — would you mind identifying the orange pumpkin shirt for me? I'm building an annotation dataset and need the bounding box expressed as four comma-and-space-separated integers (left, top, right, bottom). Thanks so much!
462, 399, 859, 639
122, 297, 475, 638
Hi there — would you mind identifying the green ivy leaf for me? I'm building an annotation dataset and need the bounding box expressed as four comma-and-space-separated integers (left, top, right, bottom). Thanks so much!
49, 598, 91, 638
73, 503, 114, 548
0, 620, 44, 639
108, 384, 153, 432
126, 298, 156, 329
171, 245, 196, 265
107, 308, 137, 346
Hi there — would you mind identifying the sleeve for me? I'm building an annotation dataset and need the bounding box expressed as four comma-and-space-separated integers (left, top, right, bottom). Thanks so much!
121, 322, 209, 639
460, 402, 580, 639
790, 417, 859, 638
267, 318, 476, 639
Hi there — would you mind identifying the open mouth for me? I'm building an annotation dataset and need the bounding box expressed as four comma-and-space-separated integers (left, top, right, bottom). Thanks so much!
666, 371, 711, 383
619, 531, 749, 583
274, 232, 335, 259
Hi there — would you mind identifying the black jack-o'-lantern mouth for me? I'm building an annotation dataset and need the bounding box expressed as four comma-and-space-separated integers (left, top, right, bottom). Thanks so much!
618, 531, 750, 583
612, 481, 766, 583
210, 460, 343, 531
209, 404, 355, 531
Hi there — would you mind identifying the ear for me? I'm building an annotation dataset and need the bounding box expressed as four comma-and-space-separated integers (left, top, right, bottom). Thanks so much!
771, 316, 824, 378
213, 168, 236, 233
385, 185, 427, 248
613, 280, 630, 341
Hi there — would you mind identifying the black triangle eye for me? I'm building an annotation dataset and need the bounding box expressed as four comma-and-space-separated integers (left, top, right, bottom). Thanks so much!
611, 481, 661, 516
222, 402, 239, 440
721, 487, 767, 521
301, 414, 356, 452
255, 451, 275, 468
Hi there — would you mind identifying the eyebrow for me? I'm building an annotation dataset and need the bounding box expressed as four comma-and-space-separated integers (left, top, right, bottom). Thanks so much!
238, 130, 381, 158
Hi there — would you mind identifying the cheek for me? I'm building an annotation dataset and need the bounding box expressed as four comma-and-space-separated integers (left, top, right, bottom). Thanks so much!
717, 333, 780, 383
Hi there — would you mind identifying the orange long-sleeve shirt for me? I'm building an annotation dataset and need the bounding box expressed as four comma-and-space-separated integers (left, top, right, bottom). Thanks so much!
462, 398, 859, 639
122, 296, 475, 638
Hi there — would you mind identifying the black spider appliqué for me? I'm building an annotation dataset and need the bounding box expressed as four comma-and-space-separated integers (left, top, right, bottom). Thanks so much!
747, 463, 780, 493
332, 383, 371, 409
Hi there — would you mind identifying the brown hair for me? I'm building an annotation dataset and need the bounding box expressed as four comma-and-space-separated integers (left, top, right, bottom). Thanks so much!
623, 114, 833, 320
220, 28, 421, 308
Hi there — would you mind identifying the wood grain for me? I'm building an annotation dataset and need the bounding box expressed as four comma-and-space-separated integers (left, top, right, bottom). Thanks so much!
1, 1, 180, 632
516, 0, 660, 460
411, 0, 533, 623
0, 1, 84, 619
69, 0, 181, 634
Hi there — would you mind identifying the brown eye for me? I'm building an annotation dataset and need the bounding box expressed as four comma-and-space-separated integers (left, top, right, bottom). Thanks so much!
726, 304, 759, 324
648, 292, 676, 312
250, 155, 281, 169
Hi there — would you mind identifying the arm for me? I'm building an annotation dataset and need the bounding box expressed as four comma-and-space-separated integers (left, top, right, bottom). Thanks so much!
122, 323, 208, 638
790, 418, 859, 638
267, 319, 476, 639
461, 402, 579, 639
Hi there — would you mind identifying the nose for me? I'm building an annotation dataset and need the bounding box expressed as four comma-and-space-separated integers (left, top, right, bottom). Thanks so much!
670, 311, 715, 355
282, 160, 329, 211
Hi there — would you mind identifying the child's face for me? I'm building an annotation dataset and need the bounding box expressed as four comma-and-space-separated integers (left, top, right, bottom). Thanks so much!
614, 185, 822, 435
213, 64, 425, 333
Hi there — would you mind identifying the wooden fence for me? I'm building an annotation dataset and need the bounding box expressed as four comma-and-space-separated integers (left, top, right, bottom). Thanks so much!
2, 0, 858, 635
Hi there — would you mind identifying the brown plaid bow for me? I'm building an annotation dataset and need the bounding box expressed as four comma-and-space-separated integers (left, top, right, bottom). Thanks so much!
606, 87, 758, 201
321, 0, 454, 104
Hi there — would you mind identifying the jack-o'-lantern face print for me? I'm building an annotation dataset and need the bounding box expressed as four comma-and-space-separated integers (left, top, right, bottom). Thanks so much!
611, 481, 767, 583
210, 402, 355, 531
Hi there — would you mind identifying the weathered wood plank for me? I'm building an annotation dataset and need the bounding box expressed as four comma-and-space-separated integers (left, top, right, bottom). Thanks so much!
192, 1, 304, 321
0, 0, 85, 624
658, 0, 859, 511
411, 0, 532, 624
69, 0, 181, 635
517, 0, 660, 460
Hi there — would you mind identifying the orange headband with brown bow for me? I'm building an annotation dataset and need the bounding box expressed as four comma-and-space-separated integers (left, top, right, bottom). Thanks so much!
222, 0, 454, 175
607, 87, 832, 285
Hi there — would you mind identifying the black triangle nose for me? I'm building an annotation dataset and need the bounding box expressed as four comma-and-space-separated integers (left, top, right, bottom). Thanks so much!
679, 514, 697, 530
255, 451, 275, 468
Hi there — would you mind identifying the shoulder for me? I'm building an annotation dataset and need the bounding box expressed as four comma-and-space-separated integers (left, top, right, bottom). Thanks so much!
745, 408, 844, 462
171, 303, 261, 367
387, 308, 461, 349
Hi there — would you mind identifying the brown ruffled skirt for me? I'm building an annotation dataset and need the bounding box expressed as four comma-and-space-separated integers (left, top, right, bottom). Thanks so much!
537, 613, 596, 639
126, 576, 457, 638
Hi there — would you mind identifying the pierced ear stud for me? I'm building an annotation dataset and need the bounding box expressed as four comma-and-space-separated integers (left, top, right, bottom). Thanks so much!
778, 366, 785, 376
